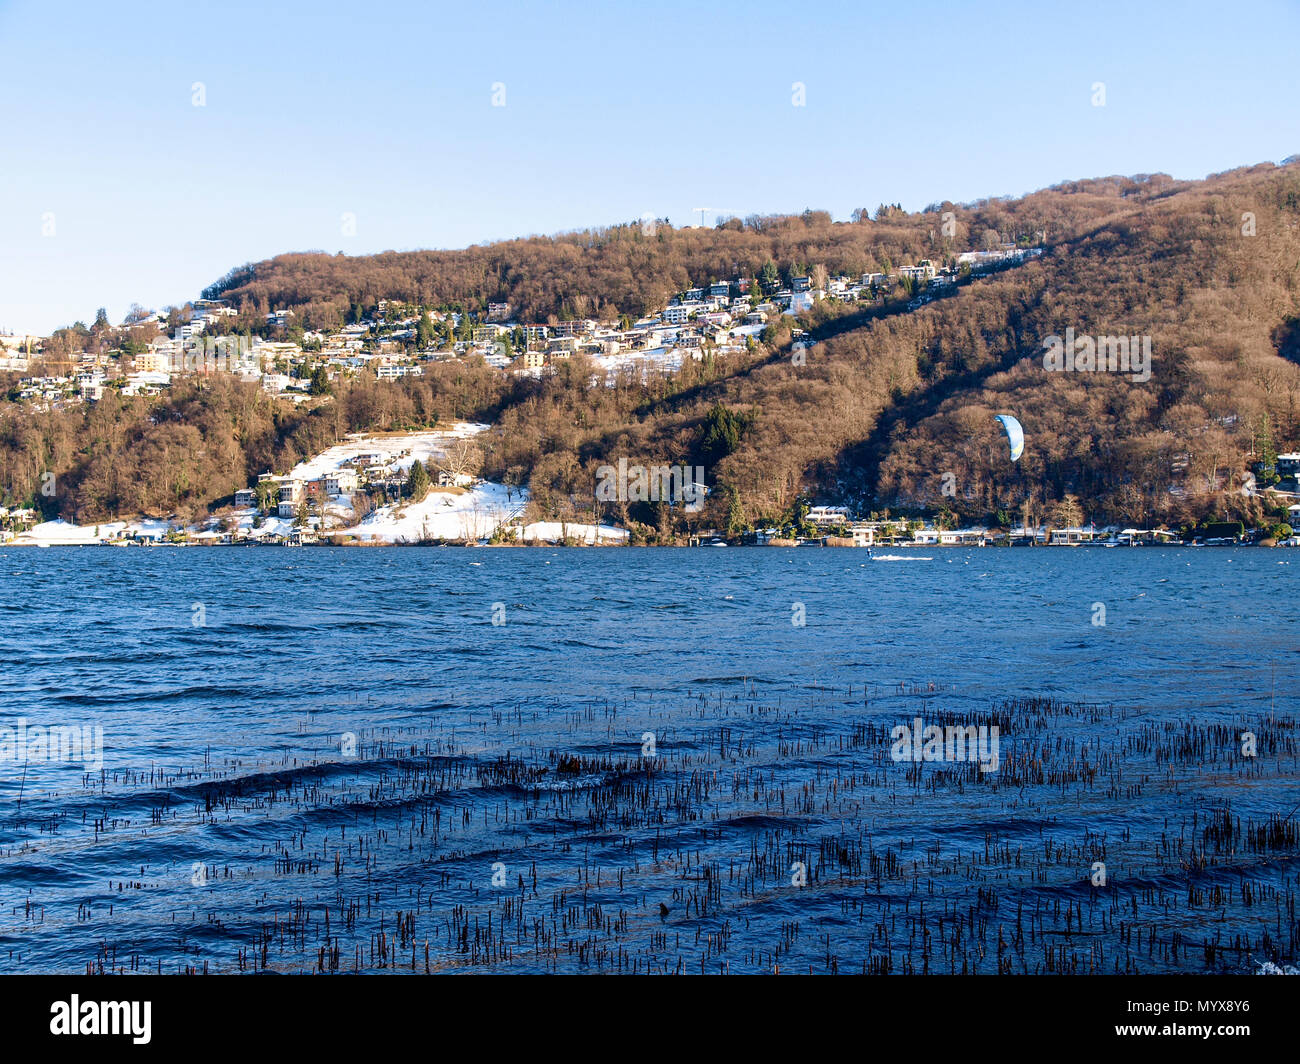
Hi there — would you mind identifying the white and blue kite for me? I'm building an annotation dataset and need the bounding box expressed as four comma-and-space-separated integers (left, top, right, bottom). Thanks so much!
994, 414, 1024, 462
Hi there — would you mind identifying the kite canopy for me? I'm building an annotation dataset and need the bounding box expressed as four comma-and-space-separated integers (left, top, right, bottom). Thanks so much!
995, 414, 1024, 462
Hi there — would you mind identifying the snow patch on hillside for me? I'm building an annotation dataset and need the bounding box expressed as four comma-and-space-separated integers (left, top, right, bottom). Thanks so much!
339, 482, 526, 542
289, 423, 488, 481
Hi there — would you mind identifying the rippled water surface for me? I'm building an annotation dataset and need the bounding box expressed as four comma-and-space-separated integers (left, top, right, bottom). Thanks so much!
1, 546, 1297, 973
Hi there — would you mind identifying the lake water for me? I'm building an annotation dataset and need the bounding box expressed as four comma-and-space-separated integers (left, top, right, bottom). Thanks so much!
1, 546, 1297, 973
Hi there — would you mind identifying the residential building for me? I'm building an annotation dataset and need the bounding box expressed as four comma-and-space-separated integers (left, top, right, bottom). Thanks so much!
135, 348, 172, 373
376, 364, 416, 380
323, 470, 359, 495
550, 320, 595, 338
1048, 527, 1102, 544
913, 527, 987, 546
897, 260, 937, 283
787, 291, 814, 314
807, 505, 851, 527
277, 479, 304, 518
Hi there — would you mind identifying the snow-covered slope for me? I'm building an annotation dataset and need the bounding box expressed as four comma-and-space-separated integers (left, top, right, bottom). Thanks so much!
338, 482, 526, 542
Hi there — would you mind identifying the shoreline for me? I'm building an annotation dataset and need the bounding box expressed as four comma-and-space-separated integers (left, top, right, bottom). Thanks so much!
4, 537, 1286, 549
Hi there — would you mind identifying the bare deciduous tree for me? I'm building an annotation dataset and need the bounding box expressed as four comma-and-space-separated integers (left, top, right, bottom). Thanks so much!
440, 439, 484, 480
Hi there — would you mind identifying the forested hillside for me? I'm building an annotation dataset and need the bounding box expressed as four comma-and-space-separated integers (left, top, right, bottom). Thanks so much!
482, 163, 1300, 533
5, 161, 1300, 536
199, 196, 1073, 328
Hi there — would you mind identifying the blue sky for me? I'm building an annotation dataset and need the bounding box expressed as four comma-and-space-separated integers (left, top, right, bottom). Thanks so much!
2, 0, 1297, 335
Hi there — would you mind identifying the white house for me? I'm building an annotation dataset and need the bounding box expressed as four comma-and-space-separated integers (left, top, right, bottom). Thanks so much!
807, 505, 851, 527
277, 479, 304, 518
897, 260, 937, 283
786, 292, 814, 314
324, 470, 359, 495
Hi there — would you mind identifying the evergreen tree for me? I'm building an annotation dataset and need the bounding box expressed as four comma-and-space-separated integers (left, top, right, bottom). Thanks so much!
416, 311, 435, 349
725, 490, 747, 536
700, 402, 745, 467
792, 495, 812, 536
255, 480, 277, 513
406, 459, 430, 501
1254, 414, 1279, 486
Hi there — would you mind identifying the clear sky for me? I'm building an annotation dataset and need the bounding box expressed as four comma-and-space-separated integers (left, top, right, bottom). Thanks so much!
2, 0, 1297, 335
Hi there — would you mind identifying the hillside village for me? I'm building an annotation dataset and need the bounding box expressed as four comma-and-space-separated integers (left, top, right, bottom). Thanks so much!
0, 246, 1037, 405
